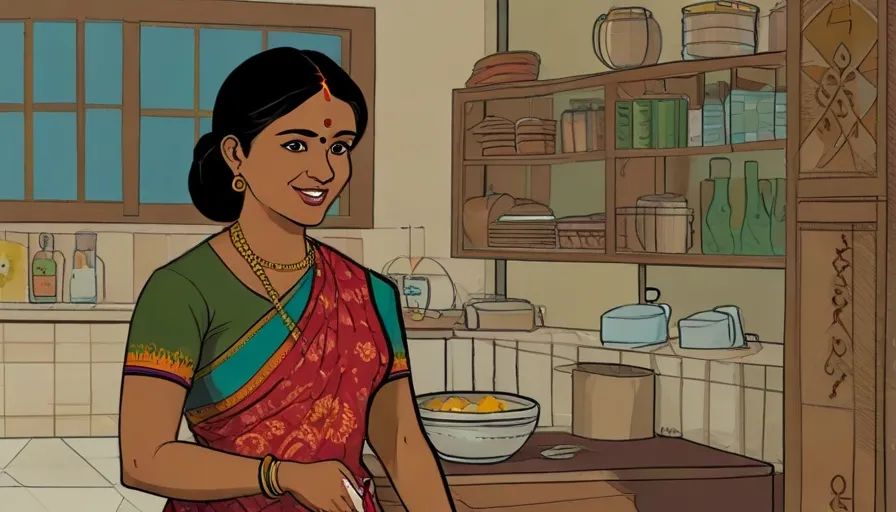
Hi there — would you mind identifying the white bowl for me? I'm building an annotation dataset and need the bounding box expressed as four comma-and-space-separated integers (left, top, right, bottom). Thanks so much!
416, 392, 539, 464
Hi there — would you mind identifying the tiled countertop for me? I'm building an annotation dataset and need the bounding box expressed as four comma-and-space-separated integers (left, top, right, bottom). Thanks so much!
0, 304, 783, 367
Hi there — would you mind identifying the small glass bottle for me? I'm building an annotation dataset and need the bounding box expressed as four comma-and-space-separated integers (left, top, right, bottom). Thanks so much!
70, 232, 98, 303
30, 233, 57, 303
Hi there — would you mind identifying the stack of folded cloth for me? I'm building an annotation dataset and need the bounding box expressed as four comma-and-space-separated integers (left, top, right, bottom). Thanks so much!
472, 116, 517, 156
515, 118, 557, 155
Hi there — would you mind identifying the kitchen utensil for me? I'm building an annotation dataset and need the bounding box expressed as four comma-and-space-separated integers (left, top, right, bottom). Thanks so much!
678, 305, 749, 349
342, 478, 364, 512
600, 303, 672, 348
0, 240, 28, 303
416, 392, 539, 464
682, 1, 759, 60
540, 445, 583, 460
593, 7, 662, 70
714, 305, 747, 347
572, 363, 655, 441
678, 310, 736, 349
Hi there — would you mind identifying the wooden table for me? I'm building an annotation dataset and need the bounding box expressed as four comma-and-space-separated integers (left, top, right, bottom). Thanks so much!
364, 433, 775, 512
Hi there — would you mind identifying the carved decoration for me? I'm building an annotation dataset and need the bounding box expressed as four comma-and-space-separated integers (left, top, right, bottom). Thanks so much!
824, 233, 852, 398
800, 0, 879, 176
829, 474, 852, 511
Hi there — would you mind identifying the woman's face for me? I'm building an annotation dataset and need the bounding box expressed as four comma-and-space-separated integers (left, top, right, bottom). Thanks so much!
222, 90, 357, 226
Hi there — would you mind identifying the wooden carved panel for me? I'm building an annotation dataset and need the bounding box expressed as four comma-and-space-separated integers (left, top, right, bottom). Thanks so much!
800, 0, 880, 177
796, 221, 880, 511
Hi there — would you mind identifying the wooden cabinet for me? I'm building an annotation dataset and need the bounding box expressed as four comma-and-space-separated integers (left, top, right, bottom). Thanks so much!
785, 0, 888, 510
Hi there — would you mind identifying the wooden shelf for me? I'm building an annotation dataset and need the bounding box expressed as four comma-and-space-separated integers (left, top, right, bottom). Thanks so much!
615, 140, 785, 159
464, 151, 605, 166
451, 52, 790, 269
452, 247, 784, 269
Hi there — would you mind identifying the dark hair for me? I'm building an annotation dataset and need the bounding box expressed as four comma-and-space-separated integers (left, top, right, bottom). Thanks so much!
188, 48, 368, 222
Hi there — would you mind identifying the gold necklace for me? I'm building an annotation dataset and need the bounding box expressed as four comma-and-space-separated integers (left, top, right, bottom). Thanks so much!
229, 223, 315, 339
230, 223, 314, 271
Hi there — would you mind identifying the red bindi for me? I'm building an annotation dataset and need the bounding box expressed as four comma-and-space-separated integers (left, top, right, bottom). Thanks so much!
324, 118, 332, 128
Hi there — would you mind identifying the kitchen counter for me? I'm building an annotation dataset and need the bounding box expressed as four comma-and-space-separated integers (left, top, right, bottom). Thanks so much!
365, 432, 775, 512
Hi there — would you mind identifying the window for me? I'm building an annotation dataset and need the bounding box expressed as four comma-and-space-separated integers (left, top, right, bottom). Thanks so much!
0, 0, 375, 227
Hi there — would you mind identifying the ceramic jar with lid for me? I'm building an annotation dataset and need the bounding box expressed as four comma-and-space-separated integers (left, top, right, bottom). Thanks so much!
592, 7, 662, 70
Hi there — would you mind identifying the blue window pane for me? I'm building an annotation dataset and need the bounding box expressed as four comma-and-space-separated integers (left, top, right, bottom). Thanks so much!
199, 117, 212, 137
139, 117, 193, 204
0, 113, 25, 200
267, 32, 342, 65
326, 197, 340, 216
85, 109, 122, 201
0, 23, 25, 103
33, 22, 76, 103
85, 22, 123, 105
199, 29, 262, 111
140, 27, 194, 109
33, 112, 77, 200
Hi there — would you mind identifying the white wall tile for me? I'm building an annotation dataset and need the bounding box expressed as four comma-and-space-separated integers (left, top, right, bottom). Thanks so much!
517, 342, 552, 426
406, 339, 445, 395
655, 375, 682, 437
472, 339, 494, 391
709, 382, 744, 454
551, 344, 576, 427
446, 338, 473, 391
493, 341, 518, 394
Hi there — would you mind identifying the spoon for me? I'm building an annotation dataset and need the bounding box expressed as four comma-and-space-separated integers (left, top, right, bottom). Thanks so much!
540, 444, 583, 460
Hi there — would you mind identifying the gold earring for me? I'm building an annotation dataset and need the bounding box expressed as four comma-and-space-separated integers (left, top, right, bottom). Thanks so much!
232, 176, 247, 193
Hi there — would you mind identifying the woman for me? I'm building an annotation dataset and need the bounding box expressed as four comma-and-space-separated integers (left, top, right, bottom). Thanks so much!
118, 48, 454, 512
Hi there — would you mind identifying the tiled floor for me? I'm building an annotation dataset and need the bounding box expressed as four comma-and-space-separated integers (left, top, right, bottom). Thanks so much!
0, 437, 167, 512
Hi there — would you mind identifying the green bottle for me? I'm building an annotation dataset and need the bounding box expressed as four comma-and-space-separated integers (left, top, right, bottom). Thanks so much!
702, 158, 736, 255
770, 178, 786, 255
740, 161, 773, 255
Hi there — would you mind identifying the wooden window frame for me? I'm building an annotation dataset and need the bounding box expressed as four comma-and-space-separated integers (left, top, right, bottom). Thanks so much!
0, 0, 375, 228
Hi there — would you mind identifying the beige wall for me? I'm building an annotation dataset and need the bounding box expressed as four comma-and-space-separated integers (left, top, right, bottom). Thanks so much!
506, 0, 785, 342
0, 0, 500, 303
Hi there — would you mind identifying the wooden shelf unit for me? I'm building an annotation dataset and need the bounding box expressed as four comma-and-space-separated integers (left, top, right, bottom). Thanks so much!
451, 51, 787, 269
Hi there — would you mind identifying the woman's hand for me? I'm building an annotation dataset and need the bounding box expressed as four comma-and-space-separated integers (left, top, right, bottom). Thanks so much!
279, 460, 361, 512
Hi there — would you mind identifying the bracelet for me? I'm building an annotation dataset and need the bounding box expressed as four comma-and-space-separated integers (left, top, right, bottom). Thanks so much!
269, 459, 285, 496
259, 454, 284, 499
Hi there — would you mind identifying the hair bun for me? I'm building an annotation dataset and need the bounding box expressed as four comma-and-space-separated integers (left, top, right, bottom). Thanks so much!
193, 131, 221, 162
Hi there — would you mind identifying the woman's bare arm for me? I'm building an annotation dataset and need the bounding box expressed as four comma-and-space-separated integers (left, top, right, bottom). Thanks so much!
367, 378, 454, 512
119, 375, 265, 501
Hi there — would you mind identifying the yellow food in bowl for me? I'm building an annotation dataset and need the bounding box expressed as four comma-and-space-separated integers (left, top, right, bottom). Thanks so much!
421, 395, 509, 413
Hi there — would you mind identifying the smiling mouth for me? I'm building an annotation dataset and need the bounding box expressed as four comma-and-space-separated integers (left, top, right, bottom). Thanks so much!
294, 188, 328, 206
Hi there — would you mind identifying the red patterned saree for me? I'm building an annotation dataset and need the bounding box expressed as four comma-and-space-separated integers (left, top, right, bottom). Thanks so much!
163, 245, 407, 512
